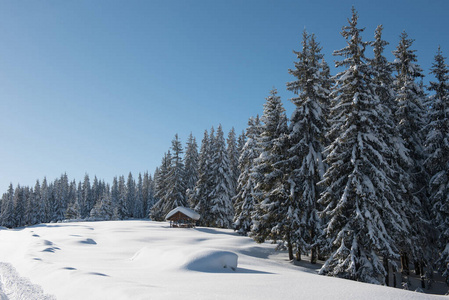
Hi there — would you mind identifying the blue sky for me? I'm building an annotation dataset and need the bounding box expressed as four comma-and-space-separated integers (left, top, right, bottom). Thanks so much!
0, 0, 448, 191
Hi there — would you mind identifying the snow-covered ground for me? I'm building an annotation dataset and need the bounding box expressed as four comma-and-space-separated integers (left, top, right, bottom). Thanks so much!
0, 220, 445, 299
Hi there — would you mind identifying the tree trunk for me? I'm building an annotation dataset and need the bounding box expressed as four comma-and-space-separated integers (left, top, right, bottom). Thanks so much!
287, 239, 294, 261
311, 247, 317, 264
383, 257, 389, 286
401, 252, 409, 275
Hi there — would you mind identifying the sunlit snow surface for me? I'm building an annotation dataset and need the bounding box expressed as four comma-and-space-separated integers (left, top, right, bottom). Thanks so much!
0, 221, 443, 299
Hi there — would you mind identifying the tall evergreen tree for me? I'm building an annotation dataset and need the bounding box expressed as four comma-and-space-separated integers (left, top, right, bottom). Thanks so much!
424, 46, 449, 279
393, 30, 429, 274
250, 89, 293, 258
150, 152, 171, 221
208, 124, 234, 228
81, 174, 92, 219
184, 133, 199, 195
0, 184, 14, 228
114, 175, 128, 220
134, 173, 145, 218
126, 172, 136, 218
163, 134, 187, 214
286, 30, 328, 263
190, 130, 213, 225
227, 127, 240, 199
233, 116, 262, 235
319, 8, 408, 284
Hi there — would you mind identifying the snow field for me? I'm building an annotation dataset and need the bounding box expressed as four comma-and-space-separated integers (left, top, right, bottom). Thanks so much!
0, 220, 444, 299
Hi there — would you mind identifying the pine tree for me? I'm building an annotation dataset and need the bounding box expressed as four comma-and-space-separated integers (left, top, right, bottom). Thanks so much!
424, 46, 449, 279
110, 177, 119, 218
163, 134, 187, 213
318, 8, 408, 284
190, 130, 213, 225
208, 124, 234, 228
250, 89, 293, 258
34, 180, 45, 224
233, 116, 262, 235
134, 173, 145, 218
150, 152, 171, 221
286, 30, 328, 263
13, 185, 26, 227
126, 172, 136, 218
81, 174, 92, 218
393, 31, 429, 274
184, 133, 199, 196
0, 184, 14, 228
114, 175, 128, 220
227, 127, 240, 199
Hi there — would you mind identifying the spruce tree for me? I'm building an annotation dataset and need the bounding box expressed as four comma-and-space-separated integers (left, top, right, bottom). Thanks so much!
424, 46, 449, 279
319, 8, 408, 284
184, 133, 199, 195
150, 152, 172, 221
0, 184, 14, 228
233, 116, 262, 235
227, 127, 240, 199
163, 134, 187, 213
250, 89, 293, 259
134, 173, 145, 218
190, 130, 213, 225
393, 31, 429, 274
126, 172, 136, 218
208, 124, 234, 228
286, 30, 328, 263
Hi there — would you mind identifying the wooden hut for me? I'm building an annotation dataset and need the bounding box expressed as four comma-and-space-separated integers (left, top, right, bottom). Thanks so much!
165, 206, 200, 228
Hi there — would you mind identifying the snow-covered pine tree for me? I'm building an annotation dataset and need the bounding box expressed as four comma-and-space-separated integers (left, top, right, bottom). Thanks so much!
184, 133, 199, 196
392, 31, 430, 275
208, 125, 234, 228
110, 177, 119, 218
134, 173, 145, 218
190, 130, 213, 226
126, 173, 136, 218
34, 180, 46, 224
286, 30, 328, 263
233, 116, 262, 235
318, 8, 408, 284
114, 175, 128, 220
12, 184, 26, 227
0, 184, 14, 228
81, 174, 92, 219
227, 127, 240, 199
250, 89, 294, 259
163, 134, 187, 214
424, 46, 449, 279
150, 152, 172, 221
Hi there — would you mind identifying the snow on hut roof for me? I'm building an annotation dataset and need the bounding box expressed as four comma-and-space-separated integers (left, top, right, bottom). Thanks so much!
165, 206, 201, 221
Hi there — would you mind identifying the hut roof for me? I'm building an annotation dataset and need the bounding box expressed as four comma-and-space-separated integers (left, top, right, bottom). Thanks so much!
165, 206, 200, 221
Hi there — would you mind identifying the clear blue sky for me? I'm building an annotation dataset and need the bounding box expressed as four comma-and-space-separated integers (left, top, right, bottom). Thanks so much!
0, 0, 448, 191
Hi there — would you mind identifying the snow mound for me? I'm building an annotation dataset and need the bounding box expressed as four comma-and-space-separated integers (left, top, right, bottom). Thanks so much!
182, 250, 238, 272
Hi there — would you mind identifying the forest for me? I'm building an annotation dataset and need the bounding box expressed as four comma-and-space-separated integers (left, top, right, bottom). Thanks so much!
1, 8, 449, 288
